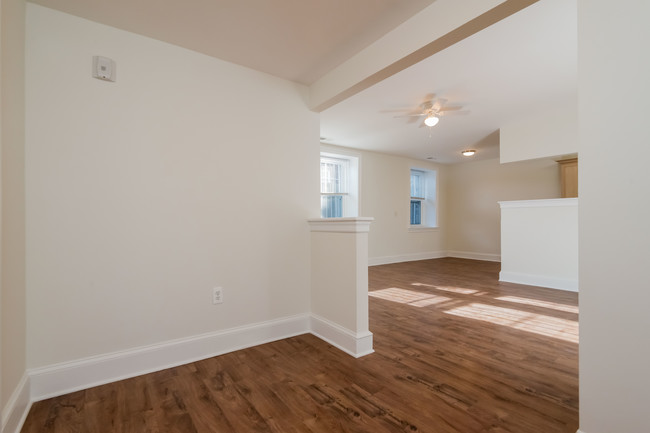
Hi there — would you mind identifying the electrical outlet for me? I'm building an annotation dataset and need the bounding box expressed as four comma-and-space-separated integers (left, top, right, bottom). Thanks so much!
212, 287, 223, 304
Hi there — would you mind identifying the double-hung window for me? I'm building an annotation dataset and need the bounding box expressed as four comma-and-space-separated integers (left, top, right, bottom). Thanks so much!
320, 152, 359, 218
410, 170, 425, 225
410, 168, 437, 228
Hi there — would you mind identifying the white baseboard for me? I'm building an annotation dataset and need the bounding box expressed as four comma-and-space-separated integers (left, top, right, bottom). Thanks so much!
310, 314, 374, 358
1, 374, 30, 433
499, 271, 578, 292
576, 430, 586, 433
447, 250, 501, 262
369, 251, 446, 266
29, 314, 311, 402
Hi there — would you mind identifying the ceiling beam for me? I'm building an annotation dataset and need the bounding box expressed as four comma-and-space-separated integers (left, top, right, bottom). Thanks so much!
309, 0, 539, 112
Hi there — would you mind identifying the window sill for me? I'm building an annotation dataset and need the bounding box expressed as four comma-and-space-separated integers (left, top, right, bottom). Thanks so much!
408, 225, 439, 232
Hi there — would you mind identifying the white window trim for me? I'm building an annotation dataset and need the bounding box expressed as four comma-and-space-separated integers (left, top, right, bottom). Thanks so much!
320, 148, 360, 218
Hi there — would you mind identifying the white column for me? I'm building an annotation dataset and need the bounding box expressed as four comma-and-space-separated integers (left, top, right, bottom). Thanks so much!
308, 217, 374, 357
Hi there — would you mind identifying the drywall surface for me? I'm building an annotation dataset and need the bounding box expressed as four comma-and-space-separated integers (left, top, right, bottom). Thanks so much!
25, 4, 318, 368
499, 199, 578, 291
500, 99, 578, 163
341, 147, 446, 265
1, 0, 27, 417
578, 0, 650, 432
310, 0, 505, 110
446, 157, 560, 260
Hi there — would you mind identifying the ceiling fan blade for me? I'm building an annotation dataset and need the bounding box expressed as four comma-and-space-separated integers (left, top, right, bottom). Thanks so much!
421, 93, 436, 105
439, 110, 470, 116
439, 105, 464, 112
432, 98, 448, 111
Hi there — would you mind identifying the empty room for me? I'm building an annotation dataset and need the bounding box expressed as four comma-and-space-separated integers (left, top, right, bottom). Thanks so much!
1, 1, 649, 433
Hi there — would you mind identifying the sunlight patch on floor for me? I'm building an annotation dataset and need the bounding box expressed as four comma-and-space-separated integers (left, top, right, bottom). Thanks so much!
444, 303, 578, 343
411, 282, 478, 295
496, 295, 579, 314
369, 288, 451, 307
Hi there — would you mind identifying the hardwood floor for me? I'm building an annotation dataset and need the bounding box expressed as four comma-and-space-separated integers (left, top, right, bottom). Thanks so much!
21, 258, 578, 433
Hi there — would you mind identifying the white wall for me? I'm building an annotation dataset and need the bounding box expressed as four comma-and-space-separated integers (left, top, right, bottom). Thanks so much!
500, 199, 578, 291
322, 146, 447, 265
1, 0, 28, 430
500, 98, 578, 163
446, 157, 560, 260
578, 1, 650, 432
25, 4, 318, 369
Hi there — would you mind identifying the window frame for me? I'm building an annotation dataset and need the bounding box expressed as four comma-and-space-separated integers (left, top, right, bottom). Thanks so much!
320, 150, 359, 218
409, 167, 438, 230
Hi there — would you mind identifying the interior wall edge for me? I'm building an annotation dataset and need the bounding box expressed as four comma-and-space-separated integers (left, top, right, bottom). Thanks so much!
0, 373, 30, 433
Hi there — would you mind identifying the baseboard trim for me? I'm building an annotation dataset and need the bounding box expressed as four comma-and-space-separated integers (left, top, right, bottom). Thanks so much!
310, 314, 374, 358
499, 271, 578, 292
29, 314, 311, 402
447, 250, 501, 262
576, 429, 586, 433
369, 251, 446, 266
1, 374, 30, 433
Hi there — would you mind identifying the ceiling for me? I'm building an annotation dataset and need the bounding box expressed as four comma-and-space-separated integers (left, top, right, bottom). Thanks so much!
31, 0, 577, 165
321, 0, 577, 163
29, 0, 435, 85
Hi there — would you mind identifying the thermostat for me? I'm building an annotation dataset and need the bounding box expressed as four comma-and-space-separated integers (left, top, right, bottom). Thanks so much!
92, 56, 116, 82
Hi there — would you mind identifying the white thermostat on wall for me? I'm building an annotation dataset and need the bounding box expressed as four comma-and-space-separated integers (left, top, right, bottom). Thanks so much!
92, 56, 116, 82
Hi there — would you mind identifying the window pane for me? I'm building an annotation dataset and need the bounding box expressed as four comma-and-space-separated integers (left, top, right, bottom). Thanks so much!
410, 170, 424, 198
321, 195, 343, 218
320, 157, 348, 194
410, 200, 421, 225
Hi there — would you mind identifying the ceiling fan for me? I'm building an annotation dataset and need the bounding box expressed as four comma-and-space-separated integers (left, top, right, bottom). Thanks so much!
394, 94, 466, 127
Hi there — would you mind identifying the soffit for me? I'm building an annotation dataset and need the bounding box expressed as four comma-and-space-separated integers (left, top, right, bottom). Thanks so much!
28, 0, 435, 85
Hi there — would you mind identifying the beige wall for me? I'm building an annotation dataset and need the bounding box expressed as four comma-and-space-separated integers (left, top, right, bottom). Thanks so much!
446, 157, 560, 259
578, 1, 650, 432
500, 97, 578, 164
1, 0, 27, 416
25, 4, 318, 368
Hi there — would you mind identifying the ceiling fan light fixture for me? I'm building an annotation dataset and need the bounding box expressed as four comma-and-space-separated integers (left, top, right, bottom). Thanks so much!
424, 115, 439, 127
462, 149, 476, 156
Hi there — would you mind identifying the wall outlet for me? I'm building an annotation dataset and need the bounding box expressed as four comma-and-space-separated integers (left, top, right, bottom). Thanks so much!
212, 287, 223, 304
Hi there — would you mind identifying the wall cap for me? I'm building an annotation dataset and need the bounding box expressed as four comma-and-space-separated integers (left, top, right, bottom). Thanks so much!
308, 217, 374, 233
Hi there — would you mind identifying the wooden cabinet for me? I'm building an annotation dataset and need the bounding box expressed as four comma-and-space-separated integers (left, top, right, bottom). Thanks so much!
557, 158, 578, 198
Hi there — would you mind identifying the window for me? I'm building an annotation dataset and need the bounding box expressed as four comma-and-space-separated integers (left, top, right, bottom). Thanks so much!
320, 152, 359, 218
409, 168, 437, 227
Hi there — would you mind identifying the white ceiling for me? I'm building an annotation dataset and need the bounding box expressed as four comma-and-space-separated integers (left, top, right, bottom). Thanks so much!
321, 0, 577, 164
29, 0, 435, 85
31, 0, 577, 165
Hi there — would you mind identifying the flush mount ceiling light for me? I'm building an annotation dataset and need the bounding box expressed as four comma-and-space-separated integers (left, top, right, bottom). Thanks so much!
462, 149, 476, 156
424, 115, 439, 127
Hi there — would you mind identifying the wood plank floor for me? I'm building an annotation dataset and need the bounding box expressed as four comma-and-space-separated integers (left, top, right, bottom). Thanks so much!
21, 258, 579, 433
